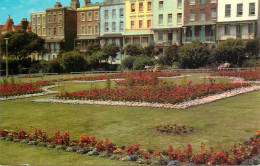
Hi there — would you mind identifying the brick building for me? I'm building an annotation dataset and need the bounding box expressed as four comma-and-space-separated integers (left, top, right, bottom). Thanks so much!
76, 0, 102, 58
182, 0, 217, 44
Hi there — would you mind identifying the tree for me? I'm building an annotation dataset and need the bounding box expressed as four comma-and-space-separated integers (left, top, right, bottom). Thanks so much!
61, 50, 88, 72
102, 43, 120, 63
0, 30, 45, 60
214, 39, 246, 66
133, 57, 154, 70
89, 51, 106, 67
121, 56, 137, 70
141, 45, 159, 57
178, 41, 210, 69
245, 37, 260, 58
86, 43, 101, 56
159, 44, 179, 66
124, 44, 142, 56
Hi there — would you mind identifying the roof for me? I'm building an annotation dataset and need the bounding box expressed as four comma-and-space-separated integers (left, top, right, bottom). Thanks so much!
100, 33, 123, 38
27, 22, 32, 31
1, 17, 14, 31
151, 27, 181, 31
124, 30, 152, 36
76, 35, 99, 40
184, 21, 216, 27
45, 38, 64, 43
77, 3, 102, 11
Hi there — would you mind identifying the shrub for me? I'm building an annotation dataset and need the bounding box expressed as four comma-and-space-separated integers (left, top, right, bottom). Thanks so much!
133, 57, 154, 70
122, 56, 137, 70
62, 51, 88, 72
47, 59, 63, 73
125, 44, 142, 56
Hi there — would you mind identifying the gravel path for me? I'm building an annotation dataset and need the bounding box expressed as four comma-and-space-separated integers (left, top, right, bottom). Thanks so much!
32, 85, 260, 109
0, 85, 60, 101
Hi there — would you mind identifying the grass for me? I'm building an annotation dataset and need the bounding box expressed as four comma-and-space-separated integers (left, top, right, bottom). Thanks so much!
0, 73, 259, 165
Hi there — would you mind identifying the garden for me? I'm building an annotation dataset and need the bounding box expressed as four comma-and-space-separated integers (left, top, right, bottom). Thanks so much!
0, 70, 260, 165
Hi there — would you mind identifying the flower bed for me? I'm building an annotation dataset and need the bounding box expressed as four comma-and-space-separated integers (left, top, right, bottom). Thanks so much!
56, 83, 251, 104
0, 81, 53, 97
18, 74, 40, 78
154, 122, 194, 135
51, 72, 181, 82
1, 128, 259, 165
211, 70, 260, 81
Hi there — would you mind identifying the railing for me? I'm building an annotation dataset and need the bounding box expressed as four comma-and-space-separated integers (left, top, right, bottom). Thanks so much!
184, 36, 216, 43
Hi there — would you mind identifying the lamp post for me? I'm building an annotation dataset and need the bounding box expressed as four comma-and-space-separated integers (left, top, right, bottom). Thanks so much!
5, 38, 9, 78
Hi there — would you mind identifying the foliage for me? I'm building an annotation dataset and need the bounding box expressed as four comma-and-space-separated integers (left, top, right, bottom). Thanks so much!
242, 59, 260, 68
245, 37, 260, 58
0, 30, 45, 60
211, 70, 260, 81
133, 57, 154, 70
86, 43, 101, 56
61, 50, 88, 72
47, 59, 63, 73
154, 122, 194, 134
89, 51, 106, 67
141, 45, 159, 57
102, 43, 120, 63
214, 39, 246, 66
159, 44, 179, 66
124, 44, 142, 56
178, 41, 210, 69
121, 56, 137, 70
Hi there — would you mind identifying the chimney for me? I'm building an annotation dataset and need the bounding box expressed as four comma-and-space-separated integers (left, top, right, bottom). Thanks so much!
70, 0, 80, 10
21, 18, 29, 30
54, 2, 62, 8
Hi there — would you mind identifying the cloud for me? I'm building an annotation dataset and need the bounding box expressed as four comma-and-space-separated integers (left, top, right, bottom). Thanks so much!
4, 0, 10, 2
14, 5, 24, 9
1, 7, 6, 10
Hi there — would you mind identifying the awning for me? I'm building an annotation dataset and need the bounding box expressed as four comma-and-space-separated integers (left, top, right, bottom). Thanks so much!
45, 38, 64, 43
124, 30, 152, 36
184, 21, 216, 27
76, 35, 99, 40
151, 27, 181, 31
100, 33, 123, 38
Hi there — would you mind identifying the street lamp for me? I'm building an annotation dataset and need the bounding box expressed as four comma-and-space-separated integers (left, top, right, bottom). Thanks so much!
5, 38, 9, 78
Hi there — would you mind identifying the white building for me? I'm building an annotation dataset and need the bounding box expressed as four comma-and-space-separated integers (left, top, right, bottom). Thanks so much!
217, 0, 259, 41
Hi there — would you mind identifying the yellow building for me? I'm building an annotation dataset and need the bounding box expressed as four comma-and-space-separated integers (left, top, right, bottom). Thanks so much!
124, 0, 153, 48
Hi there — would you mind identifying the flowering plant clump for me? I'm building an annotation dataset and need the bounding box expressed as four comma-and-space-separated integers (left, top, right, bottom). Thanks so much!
0, 81, 53, 97
211, 70, 260, 81
1, 128, 260, 165
19, 74, 40, 78
56, 83, 251, 104
51, 72, 181, 82
154, 122, 194, 135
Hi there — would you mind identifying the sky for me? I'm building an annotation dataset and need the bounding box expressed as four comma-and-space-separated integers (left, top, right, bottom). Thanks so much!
0, 0, 102, 25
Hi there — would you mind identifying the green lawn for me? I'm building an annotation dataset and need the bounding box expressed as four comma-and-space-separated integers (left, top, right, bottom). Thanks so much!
0, 73, 259, 165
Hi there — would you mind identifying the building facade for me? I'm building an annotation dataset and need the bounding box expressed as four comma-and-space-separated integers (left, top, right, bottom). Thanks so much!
44, 1, 78, 60
152, 0, 183, 54
100, 0, 125, 64
76, 1, 102, 58
182, 0, 217, 44
124, 0, 154, 48
217, 0, 259, 41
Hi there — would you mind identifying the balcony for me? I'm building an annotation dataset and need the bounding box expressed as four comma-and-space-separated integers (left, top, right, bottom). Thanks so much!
183, 36, 216, 43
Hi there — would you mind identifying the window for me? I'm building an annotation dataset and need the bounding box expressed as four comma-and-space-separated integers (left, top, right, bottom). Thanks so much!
37, 17, 41, 25
211, 8, 216, 19
224, 25, 230, 35
210, 0, 216, 2
81, 13, 85, 21
178, 0, 182, 8
53, 27, 57, 35
88, 12, 92, 21
48, 15, 51, 23
43, 28, 46, 35
32, 17, 36, 25
112, 22, 116, 31
120, 21, 124, 31
131, 21, 135, 29
139, 20, 143, 28
95, 12, 99, 20
148, 2, 152, 11
139, 3, 143, 12
190, 0, 195, 4
32, 28, 36, 33
105, 10, 109, 19
37, 28, 40, 35
200, 0, 205, 4
58, 14, 62, 22
88, 26, 92, 34
120, 8, 124, 17
53, 15, 57, 23
131, 3, 135, 12
105, 22, 109, 32
95, 25, 99, 34
48, 28, 51, 35
81, 26, 85, 34
158, 31, 163, 41
248, 24, 254, 34
200, 9, 205, 21
225, 4, 231, 17
159, 1, 163, 9
168, 14, 172, 24
59, 27, 62, 35
112, 9, 116, 19
237, 4, 243, 16
42, 16, 46, 24
249, 3, 255, 15
177, 13, 182, 24
159, 14, 163, 25
190, 10, 195, 21
147, 20, 151, 28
